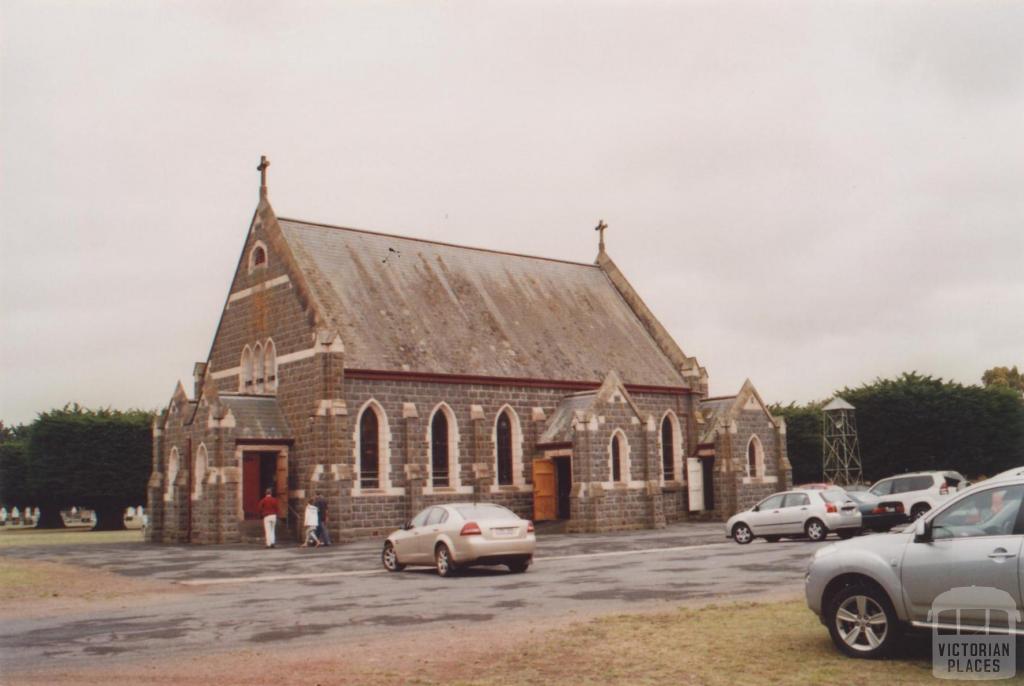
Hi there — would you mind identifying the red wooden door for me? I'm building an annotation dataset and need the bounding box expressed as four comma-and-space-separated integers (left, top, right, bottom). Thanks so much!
242, 454, 260, 519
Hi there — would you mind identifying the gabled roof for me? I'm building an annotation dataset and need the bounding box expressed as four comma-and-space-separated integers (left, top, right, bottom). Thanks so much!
217, 396, 292, 440
273, 217, 688, 387
697, 379, 778, 443
538, 370, 647, 444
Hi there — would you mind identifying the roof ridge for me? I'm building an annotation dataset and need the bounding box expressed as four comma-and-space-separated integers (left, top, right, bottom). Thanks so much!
277, 216, 600, 269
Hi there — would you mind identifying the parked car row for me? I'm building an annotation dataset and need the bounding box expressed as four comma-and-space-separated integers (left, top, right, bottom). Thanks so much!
726, 470, 970, 545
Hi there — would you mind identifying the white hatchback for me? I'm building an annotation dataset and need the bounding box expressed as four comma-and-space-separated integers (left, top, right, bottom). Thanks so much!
725, 488, 862, 544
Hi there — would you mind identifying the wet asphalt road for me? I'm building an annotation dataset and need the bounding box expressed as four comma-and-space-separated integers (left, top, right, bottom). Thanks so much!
0, 523, 826, 672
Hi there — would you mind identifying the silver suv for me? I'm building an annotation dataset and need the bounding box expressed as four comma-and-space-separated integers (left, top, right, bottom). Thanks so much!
805, 471, 1024, 658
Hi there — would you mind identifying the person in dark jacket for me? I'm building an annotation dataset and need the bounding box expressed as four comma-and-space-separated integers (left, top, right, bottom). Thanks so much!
314, 493, 331, 546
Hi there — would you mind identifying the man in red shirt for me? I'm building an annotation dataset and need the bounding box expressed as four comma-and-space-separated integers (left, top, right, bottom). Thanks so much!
257, 488, 279, 548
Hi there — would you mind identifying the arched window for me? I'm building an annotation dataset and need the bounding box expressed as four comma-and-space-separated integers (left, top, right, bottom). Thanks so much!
264, 340, 277, 392
359, 407, 380, 489
431, 410, 449, 487
747, 435, 764, 477
240, 346, 253, 392
661, 416, 674, 481
253, 343, 264, 393
496, 410, 513, 486
611, 434, 622, 482
248, 241, 268, 273
165, 447, 180, 501
193, 444, 208, 500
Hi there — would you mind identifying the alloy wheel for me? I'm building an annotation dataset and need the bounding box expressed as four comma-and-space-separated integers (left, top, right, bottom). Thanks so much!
835, 595, 888, 652
807, 521, 825, 541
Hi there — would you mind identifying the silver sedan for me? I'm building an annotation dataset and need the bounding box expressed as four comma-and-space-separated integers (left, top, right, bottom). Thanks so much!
382, 502, 536, 577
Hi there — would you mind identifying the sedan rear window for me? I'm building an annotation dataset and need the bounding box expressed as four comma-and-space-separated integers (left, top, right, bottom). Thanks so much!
455, 504, 519, 521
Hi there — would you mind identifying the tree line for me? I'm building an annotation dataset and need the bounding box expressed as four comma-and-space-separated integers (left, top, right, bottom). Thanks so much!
772, 369, 1024, 485
0, 405, 152, 530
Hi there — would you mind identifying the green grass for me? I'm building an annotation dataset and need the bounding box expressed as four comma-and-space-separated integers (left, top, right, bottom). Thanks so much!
0, 528, 143, 547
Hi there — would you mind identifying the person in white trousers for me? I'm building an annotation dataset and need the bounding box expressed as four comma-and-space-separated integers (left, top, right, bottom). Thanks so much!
257, 488, 279, 548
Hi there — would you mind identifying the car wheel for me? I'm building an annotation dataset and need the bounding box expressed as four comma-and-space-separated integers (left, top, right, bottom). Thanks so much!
507, 559, 530, 574
764, 536, 781, 543
732, 523, 754, 544
435, 543, 457, 577
805, 518, 828, 542
382, 541, 405, 572
837, 530, 858, 540
911, 504, 930, 520
826, 583, 899, 658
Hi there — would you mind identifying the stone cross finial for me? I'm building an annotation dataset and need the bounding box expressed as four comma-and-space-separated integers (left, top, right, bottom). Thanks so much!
257, 155, 270, 195
595, 219, 608, 252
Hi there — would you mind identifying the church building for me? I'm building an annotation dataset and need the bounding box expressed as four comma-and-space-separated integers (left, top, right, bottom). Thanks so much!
147, 160, 790, 544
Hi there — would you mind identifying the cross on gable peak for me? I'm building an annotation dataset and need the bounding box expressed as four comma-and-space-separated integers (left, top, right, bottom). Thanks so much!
595, 219, 608, 252
257, 155, 270, 197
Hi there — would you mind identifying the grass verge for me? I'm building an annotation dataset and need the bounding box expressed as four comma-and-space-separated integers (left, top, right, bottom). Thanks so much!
444, 600, 936, 686
0, 528, 143, 547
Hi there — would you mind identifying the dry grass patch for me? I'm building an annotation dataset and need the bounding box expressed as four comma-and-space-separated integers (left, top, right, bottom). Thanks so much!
447, 600, 935, 686
0, 557, 185, 619
0, 528, 142, 547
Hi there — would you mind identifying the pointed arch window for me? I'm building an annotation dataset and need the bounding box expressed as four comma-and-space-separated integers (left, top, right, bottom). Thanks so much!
661, 417, 674, 481
253, 343, 264, 393
359, 408, 380, 489
431, 411, 449, 487
193, 444, 208, 500
611, 434, 623, 482
248, 241, 268, 273
747, 436, 764, 477
496, 411, 513, 486
240, 347, 253, 392
264, 340, 277, 392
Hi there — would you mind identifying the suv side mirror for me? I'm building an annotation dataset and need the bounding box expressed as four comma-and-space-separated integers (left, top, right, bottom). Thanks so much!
402, 520, 413, 531
752, 506, 760, 512
913, 517, 932, 543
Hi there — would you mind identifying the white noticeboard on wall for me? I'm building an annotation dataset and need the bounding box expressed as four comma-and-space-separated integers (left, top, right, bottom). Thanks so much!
687, 457, 704, 511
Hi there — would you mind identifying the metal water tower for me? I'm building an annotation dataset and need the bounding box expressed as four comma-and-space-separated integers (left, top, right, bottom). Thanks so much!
822, 397, 863, 486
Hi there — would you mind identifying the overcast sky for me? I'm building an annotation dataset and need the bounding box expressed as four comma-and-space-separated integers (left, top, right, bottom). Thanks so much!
1, 1, 1022, 425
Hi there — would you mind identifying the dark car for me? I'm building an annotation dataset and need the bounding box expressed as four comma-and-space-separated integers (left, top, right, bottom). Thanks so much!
846, 491, 908, 532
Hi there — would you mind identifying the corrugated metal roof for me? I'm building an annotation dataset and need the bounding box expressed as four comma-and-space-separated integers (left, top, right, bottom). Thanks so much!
823, 397, 855, 411
277, 219, 686, 387
219, 396, 292, 440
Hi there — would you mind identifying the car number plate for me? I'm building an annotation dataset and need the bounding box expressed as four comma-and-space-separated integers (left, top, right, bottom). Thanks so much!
492, 527, 517, 538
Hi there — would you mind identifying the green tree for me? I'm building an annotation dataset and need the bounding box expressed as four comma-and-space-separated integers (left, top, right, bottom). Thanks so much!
26, 405, 152, 530
769, 401, 826, 484
983, 366, 1024, 394
0, 428, 33, 514
838, 373, 1024, 481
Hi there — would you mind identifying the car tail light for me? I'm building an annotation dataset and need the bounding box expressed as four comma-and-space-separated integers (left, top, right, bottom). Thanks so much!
872, 506, 883, 514
527, 521, 535, 533
939, 483, 949, 495
460, 521, 482, 536
825, 503, 838, 513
